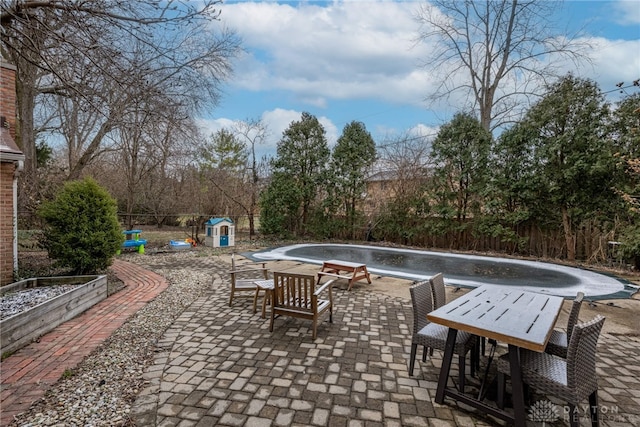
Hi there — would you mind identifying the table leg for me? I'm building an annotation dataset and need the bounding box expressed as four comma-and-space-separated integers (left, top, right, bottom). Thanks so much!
253, 288, 260, 314
435, 328, 458, 404
261, 289, 272, 319
350, 274, 361, 291
508, 344, 526, 427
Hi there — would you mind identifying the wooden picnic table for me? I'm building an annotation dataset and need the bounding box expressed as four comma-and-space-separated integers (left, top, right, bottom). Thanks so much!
317, 259, 371, 291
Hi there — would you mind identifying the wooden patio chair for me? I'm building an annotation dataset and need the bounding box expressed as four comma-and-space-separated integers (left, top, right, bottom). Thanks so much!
269, 271, 335, 340
228, 253, 269, 307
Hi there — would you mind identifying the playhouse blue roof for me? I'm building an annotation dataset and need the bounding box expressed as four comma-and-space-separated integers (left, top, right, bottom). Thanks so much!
206, 217, 233, 226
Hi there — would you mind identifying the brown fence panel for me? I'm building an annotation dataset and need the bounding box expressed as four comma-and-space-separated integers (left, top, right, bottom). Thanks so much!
372, 218, 614, 263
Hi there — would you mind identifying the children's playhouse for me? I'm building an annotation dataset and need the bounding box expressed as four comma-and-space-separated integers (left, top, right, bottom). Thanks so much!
205, 217, 235, 248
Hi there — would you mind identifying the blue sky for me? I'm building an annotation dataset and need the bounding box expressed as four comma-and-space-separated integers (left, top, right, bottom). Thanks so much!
199, 0, 640, 158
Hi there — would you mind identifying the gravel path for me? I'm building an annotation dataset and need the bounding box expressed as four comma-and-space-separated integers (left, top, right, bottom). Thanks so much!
9, 252, 224, 427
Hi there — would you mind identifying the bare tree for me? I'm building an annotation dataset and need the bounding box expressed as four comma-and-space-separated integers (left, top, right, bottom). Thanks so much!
368, 134, 433, 244
199, 119, 270, 238
232, 119, 270, 238
415, 0, 589, 133
116, 91, 201, 230
376, 134, 432, 204
1, 0, 240, 215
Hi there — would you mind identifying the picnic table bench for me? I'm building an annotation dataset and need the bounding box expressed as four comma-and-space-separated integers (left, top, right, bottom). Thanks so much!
317, 259, 371, 291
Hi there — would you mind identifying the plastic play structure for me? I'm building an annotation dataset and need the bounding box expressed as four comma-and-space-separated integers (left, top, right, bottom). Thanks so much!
118, 229, 147, 254
205, 217, 234, 248
169, 240, 192, 250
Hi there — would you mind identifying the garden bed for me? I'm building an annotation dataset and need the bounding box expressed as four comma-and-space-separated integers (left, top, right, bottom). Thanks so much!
0, 275, 107, 355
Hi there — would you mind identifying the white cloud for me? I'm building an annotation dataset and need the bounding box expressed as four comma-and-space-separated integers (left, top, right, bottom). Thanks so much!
199, 109, 340, 159
373, 122, 439, 150
260, 108, 301, 153
206, 0, 640, 143
261, 108, 339, 146
196, 117, 236, 138
220, 0, 640, 112
299, 96, 328, 109
408, 123, 439, 139
220, 1, 434, 107
613, 0, 640, 25
551, 36, 640, 98
318, 115, 339, 147
196, 112, 285, 158
586, 38, 640, 90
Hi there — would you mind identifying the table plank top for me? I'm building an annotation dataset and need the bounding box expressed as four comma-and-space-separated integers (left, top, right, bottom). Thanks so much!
255, 279, 274, 289
427, 285, 564, 352
322, 259, 367, 268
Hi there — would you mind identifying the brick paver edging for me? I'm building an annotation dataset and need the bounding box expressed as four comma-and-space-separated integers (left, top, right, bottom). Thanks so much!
0, 260, 168, 426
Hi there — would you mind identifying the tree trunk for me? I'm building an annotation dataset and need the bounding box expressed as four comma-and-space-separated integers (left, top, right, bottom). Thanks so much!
248, 187, 256, 239
67, 120, 113, 180
15, 78, 36, 179
561, 206, 576, 260
249, 182, 256, 239
14, 66, 41, 223
248, 214, 255, 239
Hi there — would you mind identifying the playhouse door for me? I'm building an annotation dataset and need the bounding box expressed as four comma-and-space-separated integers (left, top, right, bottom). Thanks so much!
220, 225, 229, 246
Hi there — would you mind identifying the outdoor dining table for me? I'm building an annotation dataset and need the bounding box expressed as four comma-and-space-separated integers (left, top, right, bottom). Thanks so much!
427, 284, 564, 427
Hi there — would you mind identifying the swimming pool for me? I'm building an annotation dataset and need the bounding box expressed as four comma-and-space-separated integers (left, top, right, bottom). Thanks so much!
246, 243, 637, 300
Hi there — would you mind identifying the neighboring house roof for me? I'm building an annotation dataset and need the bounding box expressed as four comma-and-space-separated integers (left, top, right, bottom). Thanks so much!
206, 217, 234, 226
366, 170, 398, 182
0, 127, 24, 163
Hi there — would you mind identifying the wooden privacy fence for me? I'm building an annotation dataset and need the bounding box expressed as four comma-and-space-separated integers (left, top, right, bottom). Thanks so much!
369, 219, 619, 263
87, 213, 621, 265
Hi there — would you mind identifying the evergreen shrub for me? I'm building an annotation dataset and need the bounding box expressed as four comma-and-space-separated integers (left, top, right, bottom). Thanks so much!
618, 223, 640, 270
38, 177, 124, 274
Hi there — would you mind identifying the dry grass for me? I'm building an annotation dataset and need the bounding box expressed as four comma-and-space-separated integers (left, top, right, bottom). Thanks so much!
14, 227, 290, 286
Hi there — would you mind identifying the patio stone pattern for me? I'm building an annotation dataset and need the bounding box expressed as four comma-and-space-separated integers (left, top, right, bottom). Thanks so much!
1, 254, 638, 427
129, 257, 640, 427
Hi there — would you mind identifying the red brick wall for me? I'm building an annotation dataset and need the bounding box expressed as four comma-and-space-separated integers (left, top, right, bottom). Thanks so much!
1, 62, 17, 141
0, 163, 16, 285
1, 62, 18, 285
